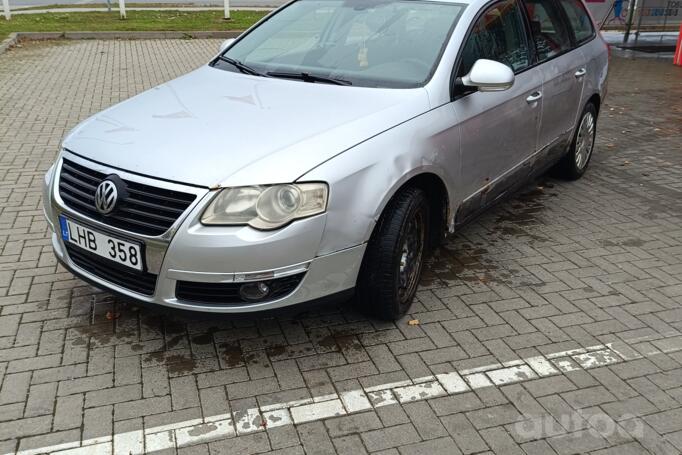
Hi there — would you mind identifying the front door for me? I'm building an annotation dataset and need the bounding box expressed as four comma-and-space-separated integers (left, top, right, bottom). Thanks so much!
453, 0, 543, 222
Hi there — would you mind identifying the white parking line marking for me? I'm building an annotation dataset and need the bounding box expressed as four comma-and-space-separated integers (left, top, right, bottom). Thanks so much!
17, 441, 81, 455
573, 349, 621, 369
175, 418, 235, 446
234, 408, 264, 435
552, 357, 581, 372
53, 442, 112, 455
367, 389, 398, 407
290, 399, 346, 424
436, 372, 469, 394
526, 356, 559, 376
6, 336, 682, 455
364, 380, 412, 392
113, 429, 143, 455
464, 372, 493, 389
487, 365, 537, 385
340, 389, 373, 413
145, 431, 175, 452
261, 409, 292, 429
393, 381, 446, 403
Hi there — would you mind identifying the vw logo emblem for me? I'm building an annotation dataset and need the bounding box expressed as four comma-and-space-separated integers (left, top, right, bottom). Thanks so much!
94, 180, 118, 215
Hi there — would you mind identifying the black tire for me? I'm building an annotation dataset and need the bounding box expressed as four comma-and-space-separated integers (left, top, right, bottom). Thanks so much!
355, 186, 429, 321
554, 102, 598, 180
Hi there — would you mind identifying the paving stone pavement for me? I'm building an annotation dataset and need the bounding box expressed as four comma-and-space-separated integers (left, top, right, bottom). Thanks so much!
1, 39, 682, 455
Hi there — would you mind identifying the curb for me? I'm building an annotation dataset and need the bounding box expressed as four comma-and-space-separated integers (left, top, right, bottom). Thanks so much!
0, 30, 244, 54
0, 32, 19, 54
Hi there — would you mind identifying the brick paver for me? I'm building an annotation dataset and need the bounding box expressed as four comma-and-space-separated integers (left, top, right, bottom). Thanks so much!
0, 40, 681, 454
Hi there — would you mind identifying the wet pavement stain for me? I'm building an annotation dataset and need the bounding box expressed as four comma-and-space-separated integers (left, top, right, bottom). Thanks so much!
335, 336, 365, 353
166, 333, 188, 350
142, 351, 197, 374
72, 324, 135, 348
219, 343, 244, 368
427, 247, 506, 286
316, 334, 340, 352
265, 345, 287, 358
165, 355, 197, 375
191, 333, 214, 345
420, 180, 559, 288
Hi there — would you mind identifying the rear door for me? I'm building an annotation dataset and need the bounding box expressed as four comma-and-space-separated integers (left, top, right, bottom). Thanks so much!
453, 0, 543, 221
523, 0, 586, 161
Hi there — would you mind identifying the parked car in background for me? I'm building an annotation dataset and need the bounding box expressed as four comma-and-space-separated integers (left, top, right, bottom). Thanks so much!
43, 0, 608, 320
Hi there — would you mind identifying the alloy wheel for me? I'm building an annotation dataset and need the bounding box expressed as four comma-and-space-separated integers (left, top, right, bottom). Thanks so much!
575, 111, 595, 170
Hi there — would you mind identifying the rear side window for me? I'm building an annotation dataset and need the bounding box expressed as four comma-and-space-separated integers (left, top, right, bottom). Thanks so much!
458, 0, 531, 76
523, 0, 572, 62
559, 0, 595, 44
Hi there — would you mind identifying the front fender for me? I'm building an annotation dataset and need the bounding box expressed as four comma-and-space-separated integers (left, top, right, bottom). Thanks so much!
300, 104, 461, 256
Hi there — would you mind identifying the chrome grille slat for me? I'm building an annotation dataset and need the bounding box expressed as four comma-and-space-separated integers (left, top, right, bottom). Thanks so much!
59, 181, 95, 201
60, 172, 98, 191
59, 158, 197, 236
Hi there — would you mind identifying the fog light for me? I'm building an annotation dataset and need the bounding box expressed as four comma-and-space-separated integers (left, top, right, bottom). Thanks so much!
239, 281, 270, 301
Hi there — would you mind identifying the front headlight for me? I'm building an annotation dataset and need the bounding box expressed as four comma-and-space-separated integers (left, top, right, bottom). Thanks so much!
201, 183, 328, 230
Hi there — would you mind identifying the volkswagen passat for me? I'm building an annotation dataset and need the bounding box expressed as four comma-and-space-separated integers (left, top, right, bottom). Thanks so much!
43, 0, 607, 320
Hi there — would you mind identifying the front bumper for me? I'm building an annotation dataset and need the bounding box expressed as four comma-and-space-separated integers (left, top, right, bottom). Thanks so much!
45, 152, 365, 312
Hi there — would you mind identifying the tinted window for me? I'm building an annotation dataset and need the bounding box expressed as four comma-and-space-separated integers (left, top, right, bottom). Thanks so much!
559, 0, 595, 43
220, 0, 466, 88
524, 0, 572, 61
459, 0, 531, 76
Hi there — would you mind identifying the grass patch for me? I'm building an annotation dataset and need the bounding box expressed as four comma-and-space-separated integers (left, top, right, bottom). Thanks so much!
0, 10, 266, 40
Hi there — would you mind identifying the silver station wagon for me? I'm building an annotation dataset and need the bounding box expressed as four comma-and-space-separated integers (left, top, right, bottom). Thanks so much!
43, 0, 608, 320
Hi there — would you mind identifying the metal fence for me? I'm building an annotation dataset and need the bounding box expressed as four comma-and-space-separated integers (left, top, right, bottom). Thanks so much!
587, 0, 680, 31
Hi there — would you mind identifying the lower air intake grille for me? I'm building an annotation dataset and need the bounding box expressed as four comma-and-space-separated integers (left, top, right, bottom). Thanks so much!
66, 244, 157, 296
176, 273, 305, 304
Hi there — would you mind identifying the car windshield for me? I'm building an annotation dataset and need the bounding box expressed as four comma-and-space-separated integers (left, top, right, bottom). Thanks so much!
216, 0, 466, 88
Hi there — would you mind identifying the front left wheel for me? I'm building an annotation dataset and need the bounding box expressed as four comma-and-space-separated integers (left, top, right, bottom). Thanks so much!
355, 186, 429, 321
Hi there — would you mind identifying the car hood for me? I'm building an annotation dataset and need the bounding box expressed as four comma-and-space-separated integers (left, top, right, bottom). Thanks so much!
63, 66, 431, 187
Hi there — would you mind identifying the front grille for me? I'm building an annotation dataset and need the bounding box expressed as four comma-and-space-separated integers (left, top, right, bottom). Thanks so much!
176, 273, 305, 304
59, 158, 197, 236
66, 244, 158, 295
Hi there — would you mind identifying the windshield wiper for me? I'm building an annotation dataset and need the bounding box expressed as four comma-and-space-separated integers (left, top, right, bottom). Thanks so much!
214, 55, 268, 77
266, 71, 352, 86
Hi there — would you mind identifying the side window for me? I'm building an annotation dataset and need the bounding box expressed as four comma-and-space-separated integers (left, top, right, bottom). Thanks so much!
458, 0, 531, 77
523, 0, 573, 62
559, 0, 595, 44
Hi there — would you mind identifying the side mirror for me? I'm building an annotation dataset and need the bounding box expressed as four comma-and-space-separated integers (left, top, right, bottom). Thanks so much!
219, 38, 236, 53
460, 59, 514, 92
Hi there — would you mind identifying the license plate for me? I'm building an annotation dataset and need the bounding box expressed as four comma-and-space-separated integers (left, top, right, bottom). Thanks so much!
59, 216, 144, 271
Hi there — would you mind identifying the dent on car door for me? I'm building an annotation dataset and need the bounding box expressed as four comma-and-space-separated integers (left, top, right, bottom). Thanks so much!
524, 0, 586, 164
453, 0, 543, 224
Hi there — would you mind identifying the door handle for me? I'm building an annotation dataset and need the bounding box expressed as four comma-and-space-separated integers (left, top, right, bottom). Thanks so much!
574, 68, 587, 78
526, 91, 542, 103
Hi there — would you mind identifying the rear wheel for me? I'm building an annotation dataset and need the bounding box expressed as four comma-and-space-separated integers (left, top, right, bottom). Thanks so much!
554, 102, 597, 180
355, 187, 429, 321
